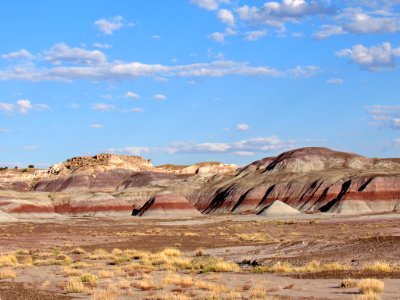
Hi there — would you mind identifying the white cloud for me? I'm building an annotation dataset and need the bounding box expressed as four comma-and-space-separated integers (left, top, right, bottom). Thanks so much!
90, 124, 104, 128
191, 0, 219, 11
313, 25, 346, 39
218, 9, 235, 26
95, 16, 126, 35
163, 135, 294, 154
0, 99, 47, 114
234, 151, 256, 156
340, 7, 399, 34
327, 78, 344, 84
237, 1, 334, 28
0, 128, 10, 133
108, 146, 150, 156
93, 43, 112, 49
92, 103, 115, 111
151, 34, 161, 39
131, 107, 144, 113
1, 49, 33, 59
210, 32, 226, 43
336, 42, 400, 71
0, 103, 15, 113
153, 94, 167, 100
244, 30, 267, 41
0, 46, 321, 81
237, 123, 250, 131
124, 91, 141, 99
288, 65, 321, 77
46, 43, 106, 65
367, 105, 400, 128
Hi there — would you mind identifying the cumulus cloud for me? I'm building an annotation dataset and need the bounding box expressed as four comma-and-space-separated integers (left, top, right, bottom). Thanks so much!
95, 16, 126, 35
90, 124, 104, 128
93, 43, 112, 49
153, 94, 167, 100
245, 30, 267, 41
237, 123, 250, 131
164, 136, 294, 154
218, 9, 235, 26
124, 91, 141, 99
46, 43, 106, 65
367, 105, 400, 128
340, 7, 400, 34
0, 99, 48, 114
288, 65, 321, 77
92, 103, 115, 111
108, 146, 150, 156
210, 32, 226, 43
336, 42, 400, 71
191, 0, 220, 11
0, 44, 323, 81
1, 49, 33, 59
237, 1, 334, 28
313, 25, 346, 39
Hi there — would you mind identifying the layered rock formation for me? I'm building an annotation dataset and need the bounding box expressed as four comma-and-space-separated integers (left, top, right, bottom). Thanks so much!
1, 147, 400, 219
195, 147, 400, 215
134, 192, 202, 218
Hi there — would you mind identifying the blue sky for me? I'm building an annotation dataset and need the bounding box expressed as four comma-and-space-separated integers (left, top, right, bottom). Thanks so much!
1, 0, 400, 167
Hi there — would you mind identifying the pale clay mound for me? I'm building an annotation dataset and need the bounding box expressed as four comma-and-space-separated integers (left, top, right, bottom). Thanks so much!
259, 200, 301, 216
136, 192, 202, 218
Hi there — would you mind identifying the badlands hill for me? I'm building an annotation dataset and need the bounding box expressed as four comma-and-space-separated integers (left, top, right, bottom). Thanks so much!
0, 147, 400, 218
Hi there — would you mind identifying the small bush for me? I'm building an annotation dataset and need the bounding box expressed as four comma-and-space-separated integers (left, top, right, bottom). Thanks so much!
358, 279, 384, 294
64, 277, 86, 293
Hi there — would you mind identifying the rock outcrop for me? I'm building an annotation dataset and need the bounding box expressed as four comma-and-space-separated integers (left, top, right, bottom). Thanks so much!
196, 147, 400, 215
134, 192, 202, 218
1, 147, 400, 219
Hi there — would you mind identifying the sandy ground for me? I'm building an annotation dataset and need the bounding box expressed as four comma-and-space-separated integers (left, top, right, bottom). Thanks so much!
0, 213, 399, 299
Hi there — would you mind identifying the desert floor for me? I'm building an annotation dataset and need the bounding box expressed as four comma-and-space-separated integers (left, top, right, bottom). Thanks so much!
0, 213, 399, 299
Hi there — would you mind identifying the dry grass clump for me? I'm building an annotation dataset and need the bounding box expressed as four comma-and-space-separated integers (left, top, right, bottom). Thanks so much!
0, 254, 17, 267
80, 273, 98, 284
223, 290, 243, 300
253, 261, 293, 273
0, 269, 17, 279
194, 280, 227, 293
357, 279, 384, 295
132, 276, 159, 291
363, 261, 393, 273
340, 278, 358, 288
71, 248, 86, 255
61, 266, 83, 277
235, 233, 267, 242
163, 273, 193, 287
249, 288, 266, 299
34, 255, 72, 267
64, 277, 87, 293
161, 248, 181, 257
98, 270, 114, 278
353, 292, 381, 300
86, 249, 114, 260
90, 288, 119, 300
197, 258, 240, 273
